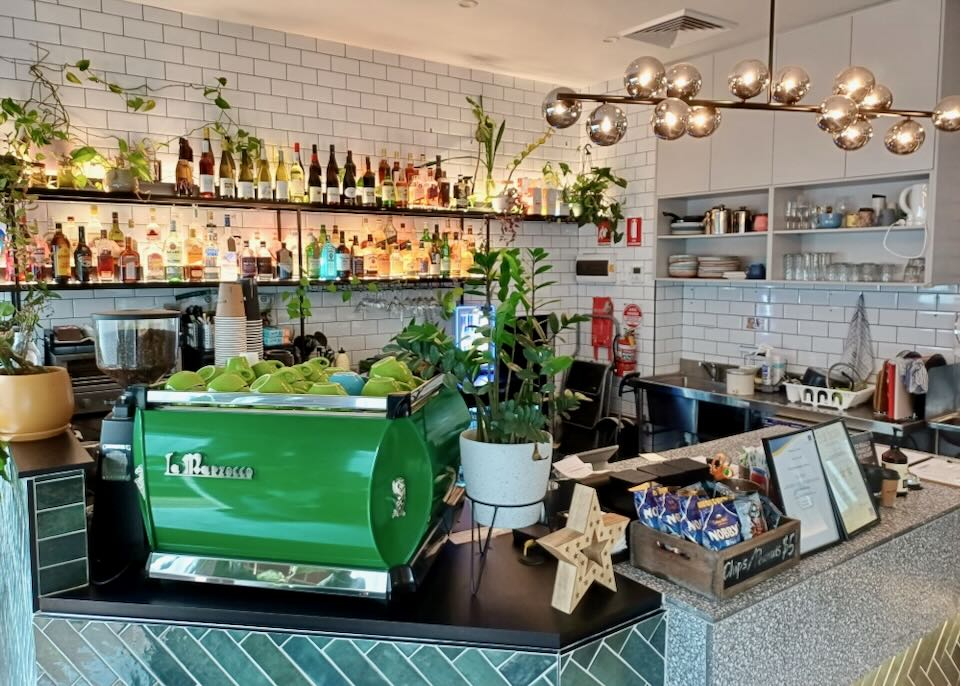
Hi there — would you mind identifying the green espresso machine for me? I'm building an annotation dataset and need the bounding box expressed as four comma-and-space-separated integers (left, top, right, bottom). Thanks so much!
131, 375, 470, 599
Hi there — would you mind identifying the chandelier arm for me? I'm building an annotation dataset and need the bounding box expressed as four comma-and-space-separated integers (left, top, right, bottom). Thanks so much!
555, 93, 934, 119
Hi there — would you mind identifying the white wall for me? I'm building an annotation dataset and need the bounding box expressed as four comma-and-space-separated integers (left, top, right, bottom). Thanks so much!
0, 0, 582, 362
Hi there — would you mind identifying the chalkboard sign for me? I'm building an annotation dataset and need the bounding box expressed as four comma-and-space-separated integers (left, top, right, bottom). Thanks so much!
722, 530, 798, 589
850, 432, 878, 466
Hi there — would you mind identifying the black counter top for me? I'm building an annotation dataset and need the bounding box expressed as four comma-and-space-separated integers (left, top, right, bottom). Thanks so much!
8, 430, 94, 478
41, 528, 661, 651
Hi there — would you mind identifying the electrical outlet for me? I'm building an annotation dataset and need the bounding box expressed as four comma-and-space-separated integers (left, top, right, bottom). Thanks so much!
745, 317, 768, 331
630, 265, 643, 285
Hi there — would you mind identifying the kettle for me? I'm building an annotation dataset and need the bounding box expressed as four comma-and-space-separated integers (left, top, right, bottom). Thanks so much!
704, 205, 731, 235
898, 183, 927, 225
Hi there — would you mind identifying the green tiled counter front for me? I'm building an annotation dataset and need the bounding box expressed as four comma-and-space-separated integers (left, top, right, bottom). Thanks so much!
33, 613, 666, 686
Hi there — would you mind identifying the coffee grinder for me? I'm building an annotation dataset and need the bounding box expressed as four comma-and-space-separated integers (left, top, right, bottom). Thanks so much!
90, 310, 180, 577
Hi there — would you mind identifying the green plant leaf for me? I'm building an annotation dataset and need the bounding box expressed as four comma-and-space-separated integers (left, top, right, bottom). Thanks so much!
65, 72, 81, 84
214, 96, 230, 110
217, 76, 227, 86
75, 59, 90, 71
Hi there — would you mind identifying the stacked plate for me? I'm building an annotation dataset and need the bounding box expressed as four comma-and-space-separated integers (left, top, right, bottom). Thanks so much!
246, 319, 264, 360
670, 221, 705, 236
698, 256, 741, 278
668, 254, 699, 278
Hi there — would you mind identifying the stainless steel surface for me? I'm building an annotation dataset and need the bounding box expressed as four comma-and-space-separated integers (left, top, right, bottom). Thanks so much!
147, 553, 391, 598
638, 359, 925, 435
705, 205, 731, 235
147, 390, 390, 412
733, 207, 752, 233
925, 364, 960, 420
928, 412, 960, 432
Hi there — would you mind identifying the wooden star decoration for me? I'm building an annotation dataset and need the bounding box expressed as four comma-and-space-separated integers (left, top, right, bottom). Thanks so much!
537, 483, 630, 614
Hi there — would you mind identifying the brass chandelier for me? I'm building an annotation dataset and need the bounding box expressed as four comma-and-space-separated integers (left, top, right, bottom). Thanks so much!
541, 1, 960, 154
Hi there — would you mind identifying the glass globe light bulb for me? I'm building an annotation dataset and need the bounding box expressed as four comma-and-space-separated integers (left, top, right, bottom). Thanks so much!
932, 95, 960, 132
884, 118, 925, 155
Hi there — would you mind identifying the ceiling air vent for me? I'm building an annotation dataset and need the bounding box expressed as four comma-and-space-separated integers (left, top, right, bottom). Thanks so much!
620, 9, 736, 48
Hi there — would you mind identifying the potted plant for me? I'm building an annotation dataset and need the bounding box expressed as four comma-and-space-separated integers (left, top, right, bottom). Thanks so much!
387, 248, 587, 528
562, 163, 628, 240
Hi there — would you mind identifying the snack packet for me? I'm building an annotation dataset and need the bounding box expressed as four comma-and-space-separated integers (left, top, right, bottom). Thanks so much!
698, 496, 742, 550
759, 494, 784, 530
660, 490, 683, 538
677, 490, 702, 544
631, 482, 662, 531
733, 492, 767, 540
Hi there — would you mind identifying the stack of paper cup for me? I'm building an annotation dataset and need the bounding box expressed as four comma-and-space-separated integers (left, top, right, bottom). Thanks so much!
214, 283, 247, 366
241, 278, 264, 360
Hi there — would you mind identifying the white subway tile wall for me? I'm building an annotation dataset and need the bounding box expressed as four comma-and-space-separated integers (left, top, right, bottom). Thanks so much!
3, 0, 582, 363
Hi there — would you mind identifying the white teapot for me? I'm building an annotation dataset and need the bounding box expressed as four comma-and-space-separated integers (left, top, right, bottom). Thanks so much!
898, 183, 928, 225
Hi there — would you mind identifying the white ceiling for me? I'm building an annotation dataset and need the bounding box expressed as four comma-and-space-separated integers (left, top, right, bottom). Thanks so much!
140, 0, 888, 87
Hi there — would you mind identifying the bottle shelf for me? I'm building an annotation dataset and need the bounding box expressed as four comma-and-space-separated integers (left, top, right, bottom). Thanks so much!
0, 276, 467, 293
27, 187, 573, 224
657, 232, 767, 240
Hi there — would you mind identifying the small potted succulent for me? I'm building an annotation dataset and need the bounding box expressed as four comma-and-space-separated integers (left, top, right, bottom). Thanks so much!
387, 248, 587, 528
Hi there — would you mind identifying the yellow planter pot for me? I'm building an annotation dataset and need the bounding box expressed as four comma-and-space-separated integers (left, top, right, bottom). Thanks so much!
0, 367, 74, 442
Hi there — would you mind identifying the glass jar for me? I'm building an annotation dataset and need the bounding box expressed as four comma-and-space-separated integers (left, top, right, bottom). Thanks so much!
880, 263, 899, 282
860, 262, 879, 282
783, 253, 796, 281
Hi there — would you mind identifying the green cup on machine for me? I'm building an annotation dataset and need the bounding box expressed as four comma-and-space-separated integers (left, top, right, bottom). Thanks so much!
250, 375, 294, 394
361, 377, 404, 397
197, 365, 224, 383
165, 370, 207, 392
252, 360, 283, 378
308, 382, 348, 396
225, 357, 256, 384
206, 373, 249, 393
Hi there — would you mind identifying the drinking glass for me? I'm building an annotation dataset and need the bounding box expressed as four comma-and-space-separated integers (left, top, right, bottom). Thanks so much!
826, 263, 841, 282
783, 253, 796, 281
880, 263, 899, 282
848, 264, 862, 282
860, 263, 879, 282
785, 202, 797, 230
904, 258, 925, 283
802, 252, 816, 281
837, 263, 850, 282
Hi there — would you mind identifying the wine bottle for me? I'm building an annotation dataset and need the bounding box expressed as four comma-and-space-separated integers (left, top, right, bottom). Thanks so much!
237, 146, 254, 199
335, 230, 351, 279
175, 137, 194, 197
74, 226, 93, 283
119, 236, 140, 283
361, 156, 376, 207
289, 143, 305, 202
275, 147, 290, 202
257, 140, 272, 201
342, 150, 357, 205
199, 127, 215, 198
308, 144, 323, 203
218, 137, 236, 198
325, 145, 340, 206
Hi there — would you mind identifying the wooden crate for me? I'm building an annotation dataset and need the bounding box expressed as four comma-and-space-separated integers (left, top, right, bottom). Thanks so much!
628, 518, 800, 600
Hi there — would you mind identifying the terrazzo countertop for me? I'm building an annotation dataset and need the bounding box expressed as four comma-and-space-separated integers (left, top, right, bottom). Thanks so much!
612, 427, 960, 622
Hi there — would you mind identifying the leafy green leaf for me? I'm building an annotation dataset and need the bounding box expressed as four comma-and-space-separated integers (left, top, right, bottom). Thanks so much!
75, 59, 90, 71
65, 72, 81, 85
217, 77, 227, 86
214, 96, 230, 110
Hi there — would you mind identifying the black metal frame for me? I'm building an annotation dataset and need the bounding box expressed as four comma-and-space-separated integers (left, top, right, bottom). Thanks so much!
465, 493, 544, 595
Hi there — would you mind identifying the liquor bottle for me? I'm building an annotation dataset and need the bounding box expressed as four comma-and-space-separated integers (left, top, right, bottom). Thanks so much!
28, 221, 49, 282
308, 144, 323, 203
392, 151, 401, 187
203, 211, 220, 281
429, 225, 441, 276
276, 243, 293, 280
237, 146, 255, 199
164, 220, 183, 282
437, 156, 451, 208
73, 226, 93, 283
321, 225, 337, 279
396, 164, 408, 209
289, 143, 305, 202
450, 231, 461, 276
198, 128, 215, 198
88, 205, 103, 237
439, 232, 451, 277
384, 216, 397, 247
405, 153, 416, 185
364, 233, 378, 277
240, 240, 257, 279
218, 137, 236, 198
325, 145, 340, 206
335, 230, 351, 279
426, 167, 439, 208
350, 235, 364, 277
376, 242, 390, 278
453, 175, 465, 209
404, 237, 418, 277
126, 217, 138, 253
220, 214, 239, 282
257, 140, 272, 200
382, 167, 396, 209
305, 232, 321, 278
144, 219, 164, 282
415, 153, 428, 207
92, 229, 113, 282
175, 137, 194, 196
417, 237, 429, 277
389, 242, 403, 278
119, 236, 140, 283
361, 156, 376, 207
342, 150, 357, 205
108, 212, 124, 244
256, 241, 273, 281
407, 156, 419, 208
275, 147, 290, 202
185, 225, 204, 282
377, 148, 389, 207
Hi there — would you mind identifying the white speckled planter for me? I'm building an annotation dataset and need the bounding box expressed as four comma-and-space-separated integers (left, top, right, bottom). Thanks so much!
460, 430, 552, 529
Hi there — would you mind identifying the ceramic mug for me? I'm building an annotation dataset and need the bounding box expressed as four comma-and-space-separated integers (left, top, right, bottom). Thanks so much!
746, 263, 766, 280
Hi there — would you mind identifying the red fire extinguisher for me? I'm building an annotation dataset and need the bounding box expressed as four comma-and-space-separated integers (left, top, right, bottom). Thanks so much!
615, 304, 642, 377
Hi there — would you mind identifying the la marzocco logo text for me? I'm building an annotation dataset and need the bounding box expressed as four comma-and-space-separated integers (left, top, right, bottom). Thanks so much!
163, 452, 254, 480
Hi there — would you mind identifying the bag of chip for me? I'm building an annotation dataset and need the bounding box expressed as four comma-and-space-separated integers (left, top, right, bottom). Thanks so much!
677, 491, 702, 544
759, 494, 784, 530
631, 482, 662, 531
733, 492, 767, 540
698, 496, 742, 550
660, 490, 683, 538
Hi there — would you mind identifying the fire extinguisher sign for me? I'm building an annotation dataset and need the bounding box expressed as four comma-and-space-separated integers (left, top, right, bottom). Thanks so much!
626, 217, 642, 247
